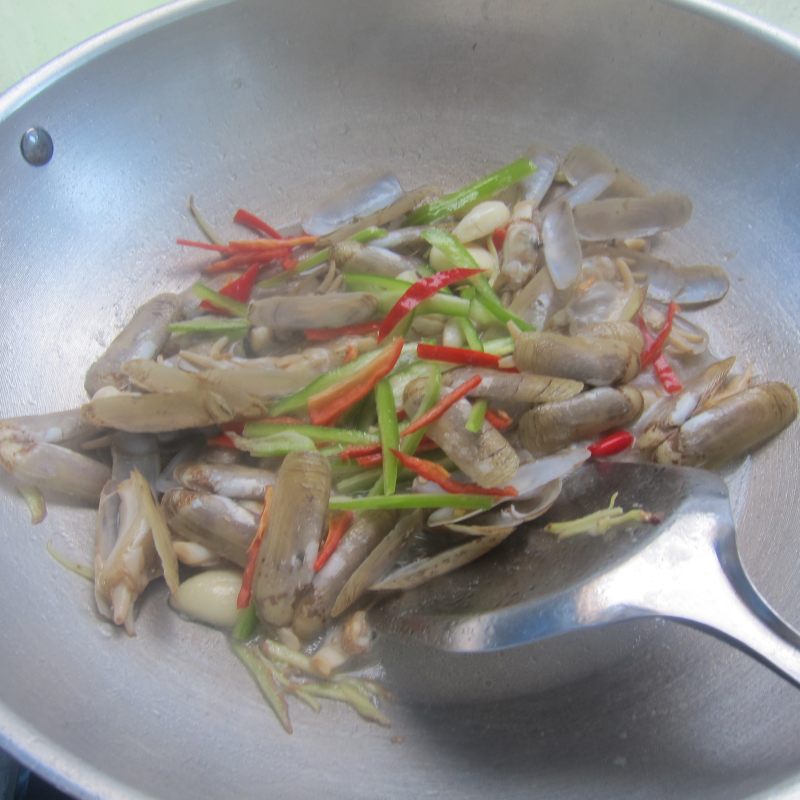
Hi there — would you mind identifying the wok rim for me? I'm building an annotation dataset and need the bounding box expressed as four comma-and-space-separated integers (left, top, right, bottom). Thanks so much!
0, 1, 799, 798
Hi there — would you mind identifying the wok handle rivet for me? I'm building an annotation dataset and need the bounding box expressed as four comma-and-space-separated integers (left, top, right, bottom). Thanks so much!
20, 126, 54, 166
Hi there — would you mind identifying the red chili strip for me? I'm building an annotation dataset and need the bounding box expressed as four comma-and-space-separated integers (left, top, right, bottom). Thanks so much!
303, 322, 381, 342
638, 316, 684, 394
233, 208, 284, 240
200, 264, 261, 313
391, 450, 517, 498
355, 452, 384, 468
205, 252, 280, 274
339, 437, 438, 462
588, 430, 634, 458
228, 235, 317, 251
485, 408, 513, 430
237, 486, 272, 608
400, 375, 482, 437
377, 268, 484, 342
640, 301, 679, 368
308, 338, 405, 426
176, 238, 230, 253
417, 343, 500, 368
314, 511, 355, 572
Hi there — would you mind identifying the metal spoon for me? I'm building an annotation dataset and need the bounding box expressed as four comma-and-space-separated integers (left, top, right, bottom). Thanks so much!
371, 461, 800, 693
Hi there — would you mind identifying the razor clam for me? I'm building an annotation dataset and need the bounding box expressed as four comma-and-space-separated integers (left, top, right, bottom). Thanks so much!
110, 432, 160, 484
0, 408, 99, 447
426, 446, 591, 529
674, 264, 730, 307
635, 357, 736, 450
519, 386, 644, 455
654, 382, 798, 468
542, 198, 582, 290
554, 172, 616, 209
333, 241, 420, 277
253, 451, 331, 627
161, 488, 257, 567
562, 145, 616, 186
174, 462, 276, 500
508, 265, 558, 330
292, 510, 400, 640
598, 169, 649, 199
0, 423, 110, 504
579, 321, 645, 354
371, 225, 431, 251
248, 292, 378, 330
85, 293, 183, 397
302, 173, 404, 236
82, 387, 256, 433
512, 330, 639, 386
519, 145, 559, 207
330, 511, 422, 619
572, 193, 692, 241
583, 245, 685, 303
94, 476, 162, 634
437, 478, 564, 537
500, 220, 540, 290
371, 531, 512, 592
442, 367, 583, 405
403, 381, 520, 488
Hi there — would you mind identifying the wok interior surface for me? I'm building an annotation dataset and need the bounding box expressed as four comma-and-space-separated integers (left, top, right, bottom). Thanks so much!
1, 0, 799, 798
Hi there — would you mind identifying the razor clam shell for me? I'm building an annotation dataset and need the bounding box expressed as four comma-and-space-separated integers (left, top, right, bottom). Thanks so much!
442, 477, 563, 536
330, 511, 422, 618
248, 292, 378, 330
292, 510, 400, 639
161, 488, 257, 567
252, 451, 331, 627
674, 264, 730, 307
562, 146, 616, 185
174, 462, 276, 500
520, 146, 560, 207
443, 367, 583, 405
583, 246, 686, 303
370, 531, 512, 592
85, 293, 183, 397
334, 241, 420, 277
573, 193, 692, 241
542, 198, 582, 290
427, 446, 590, 528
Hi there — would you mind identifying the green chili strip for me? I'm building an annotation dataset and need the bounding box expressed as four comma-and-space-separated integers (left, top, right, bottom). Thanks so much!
336, 468, 383, 494
375, 379, 399, 495
458, 317, 483, 351
405, 157, 536, 226
483, 336, 515, 357
421, 229, 534, 331
372, 290, 471, 318
343, 273, 413, 293
401, 364, 441, 457
465, 399, 488, 433
330, 494, 493, 511
234, 431, 317, 457
232, 603, 259, 641
270, 344, 399, 416
243, 422, 378, 445
168, 317, 251, 337
191, 283, 249, 317
356, 392, 378, 430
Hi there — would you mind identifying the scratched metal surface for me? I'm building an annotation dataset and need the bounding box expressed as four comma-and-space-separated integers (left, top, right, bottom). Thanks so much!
0, 1, 799, 798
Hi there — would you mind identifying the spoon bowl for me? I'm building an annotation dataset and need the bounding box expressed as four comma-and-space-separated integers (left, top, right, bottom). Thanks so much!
371, 462, 800, 701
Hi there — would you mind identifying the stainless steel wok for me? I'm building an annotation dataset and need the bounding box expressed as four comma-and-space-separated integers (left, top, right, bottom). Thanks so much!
1, 1, 799, 798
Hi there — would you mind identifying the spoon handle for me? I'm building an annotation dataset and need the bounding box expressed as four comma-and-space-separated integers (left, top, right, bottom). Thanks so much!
603, 515, 800, 687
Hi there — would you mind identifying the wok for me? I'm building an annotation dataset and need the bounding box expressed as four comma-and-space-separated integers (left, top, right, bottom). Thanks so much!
1, 1, 799, 798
